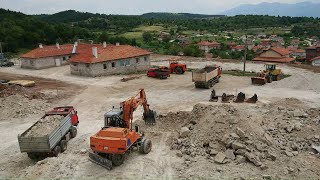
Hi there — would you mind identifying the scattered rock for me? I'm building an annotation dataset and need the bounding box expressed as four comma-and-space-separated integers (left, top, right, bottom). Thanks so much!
231, 142, 246, 150
210, 149, 219, 156
80, 149, 87, 154
262, 175, 272, 180
285, 151, 294, 157
293, 110, 306, 118
244, 152, 262, 167
266, 151, 277, 161
260, 164, 269, 170
214, 152, 226, 164
293, 122, 303, 131
176, 151, 183, 157
225, 149, 236, 160
236, 127, 246, 139
285, 126, 294, 133
180, 127, 190, 138
230, 133, 240, 139
264, 133, 275, 146
236, 155, 246, 164
292, 151, 299, 156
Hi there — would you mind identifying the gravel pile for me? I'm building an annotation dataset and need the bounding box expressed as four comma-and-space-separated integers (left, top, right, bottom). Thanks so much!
25, 115, 63, 137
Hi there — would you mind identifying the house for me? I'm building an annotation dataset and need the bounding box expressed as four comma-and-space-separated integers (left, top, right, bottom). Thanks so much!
290, 39, 300, 48
305, 44, 320, 62
20, 43, 74, 69
227, 42, 236, 48
311, 56, 320, 66
197, 41, 220, 53
260, 39, 272, 49
70, 43, 152, 77
253, 47, 295, 63
231, 45, 245, 52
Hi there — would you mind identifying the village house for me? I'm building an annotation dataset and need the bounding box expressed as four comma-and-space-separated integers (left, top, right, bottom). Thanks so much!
20, 43, 74, 69
197, 41, 220, 53
311, 56, 320, 67
291, 39, 300, 48
305, 44, 320, 62
260, 39, 272, 49
253, 47, 295, 63
70, 43, 152, 77
286, 46, 306, 61
231, 45, 245, 52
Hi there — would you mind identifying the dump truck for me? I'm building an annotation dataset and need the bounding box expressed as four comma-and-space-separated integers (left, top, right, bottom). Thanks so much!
192, 65, 222, 89
147, 67, 171, 79
18, 106, 79, 159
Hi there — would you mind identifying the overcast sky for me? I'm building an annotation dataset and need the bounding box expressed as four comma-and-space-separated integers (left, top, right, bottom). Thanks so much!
0, 0, 318, 15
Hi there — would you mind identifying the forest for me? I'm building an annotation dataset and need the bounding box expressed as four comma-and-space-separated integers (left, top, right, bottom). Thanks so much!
1, 9, 320, 55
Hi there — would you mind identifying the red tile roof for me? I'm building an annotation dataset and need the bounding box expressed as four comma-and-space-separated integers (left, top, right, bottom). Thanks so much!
197, 41, 220, 47
311, 56, 320, 61
253, 57, 294, 63
71, 45, 152, 64
21, 44, 74, 59
270, 47, 290, 56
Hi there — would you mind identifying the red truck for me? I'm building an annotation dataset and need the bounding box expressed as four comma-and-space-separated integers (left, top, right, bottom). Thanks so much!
18, 106, 79, 159
147, 67, 171, 79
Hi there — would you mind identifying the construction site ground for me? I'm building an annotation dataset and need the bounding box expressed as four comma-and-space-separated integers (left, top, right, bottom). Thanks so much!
0, 55, 319, 179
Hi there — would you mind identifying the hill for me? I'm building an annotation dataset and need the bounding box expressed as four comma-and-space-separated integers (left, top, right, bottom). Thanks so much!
222, 2, 320, 17
141, 12, 225, 19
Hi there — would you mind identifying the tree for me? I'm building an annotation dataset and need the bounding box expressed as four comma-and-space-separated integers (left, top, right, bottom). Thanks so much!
98, 31, 108, 42
142, 32, 153, 42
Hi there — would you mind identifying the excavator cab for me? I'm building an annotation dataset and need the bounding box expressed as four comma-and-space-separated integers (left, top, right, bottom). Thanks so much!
104, 108, 125, 128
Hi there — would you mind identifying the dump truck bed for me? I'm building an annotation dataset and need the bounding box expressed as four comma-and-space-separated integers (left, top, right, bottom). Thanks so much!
192, 66, 219, 83
18, 114, 72, 153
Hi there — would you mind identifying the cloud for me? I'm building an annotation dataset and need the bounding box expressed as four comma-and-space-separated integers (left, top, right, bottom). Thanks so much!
0, 0, 317, 14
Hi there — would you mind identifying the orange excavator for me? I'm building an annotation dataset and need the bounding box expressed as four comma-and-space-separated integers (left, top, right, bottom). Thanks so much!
89, 89, 156, 169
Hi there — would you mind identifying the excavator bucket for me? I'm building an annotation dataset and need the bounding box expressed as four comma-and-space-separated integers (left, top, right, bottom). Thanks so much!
234, 92, 246, 103
89, 152, 113, 170
247, 94, 258, 103
143, 110, 156, 125
251, 77, 267, 85
209, 89, 219, 102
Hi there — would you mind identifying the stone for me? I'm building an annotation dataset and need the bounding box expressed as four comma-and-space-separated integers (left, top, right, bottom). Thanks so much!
315, 135, 320, 139
266, 151, 277, 161
231, 142, 246, 150
244, 152, 262, 167
262, 175, 272, 180
278, 106, 285, 111
190, 120, 197, 125
292, 151, 299, 156
264, 133, 274, 146
216, 167, 223, 172
235, 149, 247, 156
285, 151, 294, 157
260, 164, 269, 170
80, 149, 87, 154
236, 127, 246, 139
210, 149, 219, 156
222, 158, 231, 164
214, 152, 226, 164
221, 134, 230, 145
236, 155, 246, 164
245, 140, 254, 145
230, 133, 240, 139
287, 167, 295, 174
180, 127, 190, 138
176, 139, 182, 145
225, 149, 236, 160
293, 122, 303, 131
209, 142, 219, 149
293, 110, 305, 117
285, 126, 294, 133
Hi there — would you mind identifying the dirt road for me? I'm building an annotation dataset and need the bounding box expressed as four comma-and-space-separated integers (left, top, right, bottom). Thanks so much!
0, 57, 319, 179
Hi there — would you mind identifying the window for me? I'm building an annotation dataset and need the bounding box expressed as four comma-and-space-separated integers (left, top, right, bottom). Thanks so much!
103, 64, 107, 69
86, 64, 90, 68
119, 60, 124, 67
73, 63, 77, 66
30, 60, 34, 66
63, 57, 66, 61
144, 57, 147, 61
112, 62, 115, 68
68, 56, 72, 59
125, 60, 130, 66
136, 58, 140, 64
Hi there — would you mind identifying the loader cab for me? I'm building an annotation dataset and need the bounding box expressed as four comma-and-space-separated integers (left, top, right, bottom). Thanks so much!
265, 63, 276, 71
104, 108, 125, 128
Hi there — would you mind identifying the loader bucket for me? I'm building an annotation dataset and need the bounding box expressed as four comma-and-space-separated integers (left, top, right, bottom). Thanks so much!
89, 152, 113, 170
247, 94, 258, 103
251, 77, 267, 85
143, 110, 156, 125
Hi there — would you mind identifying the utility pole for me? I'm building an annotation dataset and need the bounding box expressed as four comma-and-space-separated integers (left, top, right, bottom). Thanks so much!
243, 35, 247, 75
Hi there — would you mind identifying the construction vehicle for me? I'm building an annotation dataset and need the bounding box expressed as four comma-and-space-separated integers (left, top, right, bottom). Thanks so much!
89, 89, 156, 170
251, 63, 284, 85
0, 53, 14, 67
192, 65, 222, 89
147, 67, 170, 79
18, 106, 79, 159
168, 57, 187, 74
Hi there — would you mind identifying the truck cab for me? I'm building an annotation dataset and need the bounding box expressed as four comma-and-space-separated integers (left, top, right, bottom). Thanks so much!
46, 106, 79, 126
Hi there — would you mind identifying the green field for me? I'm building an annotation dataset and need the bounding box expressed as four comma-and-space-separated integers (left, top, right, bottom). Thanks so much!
134, 25, 165, 32
121, 31, 143, 39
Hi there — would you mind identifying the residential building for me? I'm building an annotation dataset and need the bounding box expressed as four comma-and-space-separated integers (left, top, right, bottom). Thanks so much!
305, 44, 320, 62
260, 39, 272, 49
20, 43, 74, 69
197, 41, 220, 53
290, 39, 300, 48
253, 47, 295, 63
231, 45, 245, 52
70, 44, 152, 77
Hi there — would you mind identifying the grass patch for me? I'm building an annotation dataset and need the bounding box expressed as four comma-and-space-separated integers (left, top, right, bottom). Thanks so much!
134, 25, 164, 32
120, 31, 143, 39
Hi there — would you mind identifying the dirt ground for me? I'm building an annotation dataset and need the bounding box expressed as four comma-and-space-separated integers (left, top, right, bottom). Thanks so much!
0, 56, 319, 179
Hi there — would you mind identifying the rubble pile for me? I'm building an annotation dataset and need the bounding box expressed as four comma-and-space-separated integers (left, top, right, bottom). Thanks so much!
0, 94, 50, 121
25, 115, 63, 137
156, 101, 320, 175
0, 84, 45, 99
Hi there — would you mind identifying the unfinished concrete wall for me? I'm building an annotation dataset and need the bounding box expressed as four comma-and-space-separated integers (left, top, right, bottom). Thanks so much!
70, 55, 151, 77
21, 54, 72, 70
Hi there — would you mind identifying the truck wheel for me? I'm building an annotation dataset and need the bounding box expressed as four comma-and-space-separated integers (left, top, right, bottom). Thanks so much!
175, 67, 183, 74
111, 154, 125, 166
70, 126, 77, 138
53, 146, 61, 157
139, 139, 152, 154
60, 140, 67, 152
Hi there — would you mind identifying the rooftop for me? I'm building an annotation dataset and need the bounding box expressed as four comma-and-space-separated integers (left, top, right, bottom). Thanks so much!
253, 57, 294, 63
21, 44, 74, 59
270, 47, 291, 56
197, 41, 220, 47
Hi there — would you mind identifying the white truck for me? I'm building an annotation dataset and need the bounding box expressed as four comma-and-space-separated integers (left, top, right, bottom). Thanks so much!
192, 65, 222, 89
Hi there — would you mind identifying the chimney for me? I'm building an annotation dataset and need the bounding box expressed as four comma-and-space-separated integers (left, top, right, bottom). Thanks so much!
75, 42, 78, 46
116, 42, 120, 46
56, 42, 60, 49
72, 43, 77, 54
103, 41, 107, 48
92, 47, 98, 58
39, 43, 43, 48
